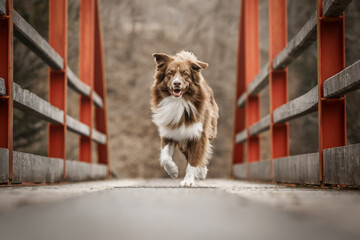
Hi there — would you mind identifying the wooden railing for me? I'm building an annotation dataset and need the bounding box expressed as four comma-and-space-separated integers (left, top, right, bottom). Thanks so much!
233, 0, 360, 186
0, 0, 109, 184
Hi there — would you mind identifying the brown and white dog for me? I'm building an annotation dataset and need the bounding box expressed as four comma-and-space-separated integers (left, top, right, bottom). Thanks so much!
151, 51, 219, 186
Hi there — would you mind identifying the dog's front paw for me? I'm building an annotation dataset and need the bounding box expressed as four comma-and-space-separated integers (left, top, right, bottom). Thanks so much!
180, 177, 195, 187
197, 167, 208, 180
163, 160, 179, 179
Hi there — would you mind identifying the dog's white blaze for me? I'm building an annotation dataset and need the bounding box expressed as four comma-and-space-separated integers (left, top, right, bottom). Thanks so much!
172, 73, 181, 85
158, 122, 203, 141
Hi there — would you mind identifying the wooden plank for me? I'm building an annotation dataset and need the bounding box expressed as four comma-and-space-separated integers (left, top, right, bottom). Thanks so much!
93, 91, 104, 108
237, 92, 246, 107
12, 151, 63, 183
249, 114, 270, 136
249, 160, 271, 181
0, 148, 9, 183
235, 129, 247, 144
65, 160, 107, 182
13, 10, 63, 70
67, 67, 103, 107
13, 83, 64, 124
67, 66, 91, 96
272, 12, 317, 70
273, 153, 320, 184
323, 59, 360, 97
66, 115, 90, 137
247, 63, 269, 95
0, 77, 6, 95
233, 163, 247, 179
91, 163, 107, 180
92, 128, 107, 145
65, 160, 91, 182
323, 0, 352, 17
273, 86, 318, 124
272, 0, 351, 70
324, 143, 360, 186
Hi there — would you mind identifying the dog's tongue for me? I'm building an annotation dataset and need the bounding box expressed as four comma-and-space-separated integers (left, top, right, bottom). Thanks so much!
173, 89, 182, 97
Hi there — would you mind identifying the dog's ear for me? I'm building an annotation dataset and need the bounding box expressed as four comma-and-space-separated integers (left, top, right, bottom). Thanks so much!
153, 53, 172, 70
191, 61, 209, 72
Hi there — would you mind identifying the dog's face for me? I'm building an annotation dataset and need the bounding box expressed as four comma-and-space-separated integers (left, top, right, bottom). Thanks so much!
153, 52, 208, 98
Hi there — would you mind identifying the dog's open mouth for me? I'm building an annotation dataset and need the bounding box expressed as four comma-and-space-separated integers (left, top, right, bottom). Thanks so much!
172, 89, 183, 97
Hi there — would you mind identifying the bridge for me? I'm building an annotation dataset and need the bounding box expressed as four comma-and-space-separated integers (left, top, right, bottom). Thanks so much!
0, 0, 360, 239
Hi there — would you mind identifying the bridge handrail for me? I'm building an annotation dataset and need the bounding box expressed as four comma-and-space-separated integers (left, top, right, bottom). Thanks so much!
233, 0, 359, 186
0, 0, 109, 185
0, 4, 104, 108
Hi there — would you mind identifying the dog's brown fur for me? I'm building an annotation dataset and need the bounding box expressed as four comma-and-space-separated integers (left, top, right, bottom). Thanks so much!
151, 51, 219, 167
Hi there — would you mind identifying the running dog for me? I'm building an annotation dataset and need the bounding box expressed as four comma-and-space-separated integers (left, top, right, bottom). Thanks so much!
151, 51, 219, 186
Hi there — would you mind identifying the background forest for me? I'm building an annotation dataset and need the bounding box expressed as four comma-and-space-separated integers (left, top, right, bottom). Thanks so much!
12, 0, 360, 178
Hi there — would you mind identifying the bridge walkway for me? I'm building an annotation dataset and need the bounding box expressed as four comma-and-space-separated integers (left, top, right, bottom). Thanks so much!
0, 179, 359, 240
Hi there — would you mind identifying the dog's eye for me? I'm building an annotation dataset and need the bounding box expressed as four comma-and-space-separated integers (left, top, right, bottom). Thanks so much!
166, 71, 173, 77
183, 72, 190, 77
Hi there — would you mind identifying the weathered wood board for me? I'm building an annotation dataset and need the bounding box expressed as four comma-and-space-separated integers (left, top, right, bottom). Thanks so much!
13, 83, 64, 124
273, 153, 320, 184
13, 10, 63, 69
323, 0, 353, 17
249, 160, 272, 182
323, 59, 360, 97
249, 115, 270, 136
235, 129, 247, 144
233, 163, 247, 180
0, 148, 9, 183
12, 151, 63, 183
66, 115, 90, 137
273, 86, 318, 124
273, 12, 317, 70
324, 143, 360, 186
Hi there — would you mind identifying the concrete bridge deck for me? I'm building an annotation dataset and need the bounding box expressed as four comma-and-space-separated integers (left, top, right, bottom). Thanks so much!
0, 179, 359, 240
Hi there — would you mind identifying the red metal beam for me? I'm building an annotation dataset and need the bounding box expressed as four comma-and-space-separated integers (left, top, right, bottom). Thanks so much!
232, 0, 245, 169
244, 0, 260, 163
269, 0, 289, 179
49, 0, 67, 181
247, 95, 260, 162
79, 0, 95, 163
317, 0, 346, 183
0, 0, 13, 183
94, 0, 109, 173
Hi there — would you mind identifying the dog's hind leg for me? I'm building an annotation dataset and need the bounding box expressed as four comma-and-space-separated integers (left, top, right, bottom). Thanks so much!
160, 139, 178, 178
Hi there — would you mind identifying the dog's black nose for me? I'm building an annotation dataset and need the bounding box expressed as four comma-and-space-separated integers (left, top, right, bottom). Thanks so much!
173, 79, 181, 88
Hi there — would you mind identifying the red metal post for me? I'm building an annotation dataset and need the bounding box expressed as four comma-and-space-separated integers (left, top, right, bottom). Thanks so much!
49, 0, 67, 181
247, 96, 260, 162
232, 0, 245, 170
269, 0, 289, 178
0, 0, 13, 183
317, 0, 346, 182
245, 0, 260, 163
79, 0, 95, 163
94, 0, 109, 171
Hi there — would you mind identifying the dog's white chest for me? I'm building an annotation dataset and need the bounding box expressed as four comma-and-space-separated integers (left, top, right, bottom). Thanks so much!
152, 97, 203, 141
